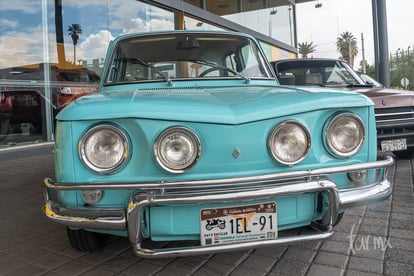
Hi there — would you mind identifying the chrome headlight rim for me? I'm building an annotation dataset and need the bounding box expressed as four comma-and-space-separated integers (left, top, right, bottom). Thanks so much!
154, 126, 201, 174
79, 124, 130, 174
325, 112, 366, 158
268, 120, 311, 166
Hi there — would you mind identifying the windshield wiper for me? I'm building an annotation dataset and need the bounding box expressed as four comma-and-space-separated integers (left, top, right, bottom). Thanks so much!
188, 59, 250, 84
114, 57, 173, 86
324, 81, 373, 88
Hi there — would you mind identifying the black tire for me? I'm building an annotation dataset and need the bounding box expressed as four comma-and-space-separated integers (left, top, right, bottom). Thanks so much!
66, 227, 107, 252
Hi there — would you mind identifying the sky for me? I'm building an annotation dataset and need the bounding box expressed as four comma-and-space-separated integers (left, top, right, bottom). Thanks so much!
296, 0, 414, 68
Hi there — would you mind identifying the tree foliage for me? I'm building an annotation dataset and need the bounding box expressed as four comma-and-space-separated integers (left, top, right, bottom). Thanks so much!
67, 23, 83, 64
389, 49, 414, 90
336, 31, 358, 67
298, 41, 316, 58
360, 48, 414, 90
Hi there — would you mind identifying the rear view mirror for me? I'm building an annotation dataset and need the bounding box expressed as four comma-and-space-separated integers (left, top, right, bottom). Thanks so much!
177, 37, 200, 49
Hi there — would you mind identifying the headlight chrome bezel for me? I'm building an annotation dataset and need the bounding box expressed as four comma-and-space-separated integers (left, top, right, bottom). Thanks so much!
325, 112, 366, 158
154, 126, 201, 173
79, 124, 130, 174
268, 120, 311, 166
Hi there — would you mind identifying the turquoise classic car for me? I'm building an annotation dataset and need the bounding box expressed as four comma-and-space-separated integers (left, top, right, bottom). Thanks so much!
43, 30, 394, 258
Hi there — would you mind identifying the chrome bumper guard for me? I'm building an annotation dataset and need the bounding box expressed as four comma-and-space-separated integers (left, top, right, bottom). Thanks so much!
43, 156, 394, 258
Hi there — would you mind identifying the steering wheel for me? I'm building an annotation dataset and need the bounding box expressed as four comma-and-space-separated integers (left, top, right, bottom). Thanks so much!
198, 67, 236, 77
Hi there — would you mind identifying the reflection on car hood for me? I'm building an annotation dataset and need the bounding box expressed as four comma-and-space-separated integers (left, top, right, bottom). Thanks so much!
352, 87, 414, 109
57, 86, 372, 124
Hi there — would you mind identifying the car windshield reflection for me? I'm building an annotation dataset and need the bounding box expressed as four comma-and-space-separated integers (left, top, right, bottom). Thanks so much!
104, 32, 271, 85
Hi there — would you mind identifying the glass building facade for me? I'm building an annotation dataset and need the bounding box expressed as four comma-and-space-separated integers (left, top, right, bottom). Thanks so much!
0, 0, 305, 149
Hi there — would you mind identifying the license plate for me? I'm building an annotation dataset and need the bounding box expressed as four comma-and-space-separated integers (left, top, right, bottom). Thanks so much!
200, 202, 277, 246
381, 138, 407, 152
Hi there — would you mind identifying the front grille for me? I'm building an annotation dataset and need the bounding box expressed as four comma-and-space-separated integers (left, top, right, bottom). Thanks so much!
375, 107, 414, 139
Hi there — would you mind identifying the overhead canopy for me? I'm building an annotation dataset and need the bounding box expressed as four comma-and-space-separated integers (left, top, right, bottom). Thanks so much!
183, 0, 316, 16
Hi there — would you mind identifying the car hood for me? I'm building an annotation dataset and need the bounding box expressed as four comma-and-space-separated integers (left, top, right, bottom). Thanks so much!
58, 85, 372, 124
351, 87, 414, 109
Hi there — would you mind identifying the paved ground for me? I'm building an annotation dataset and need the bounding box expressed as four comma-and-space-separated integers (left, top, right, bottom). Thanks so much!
0, 147, 413, 276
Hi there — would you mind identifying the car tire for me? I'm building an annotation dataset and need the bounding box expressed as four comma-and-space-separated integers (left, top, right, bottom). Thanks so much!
66, 227, 107, 252
0, 118, 9, 140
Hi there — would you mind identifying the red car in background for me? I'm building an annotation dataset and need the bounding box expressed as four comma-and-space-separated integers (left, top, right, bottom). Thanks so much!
0, 64, 99, 136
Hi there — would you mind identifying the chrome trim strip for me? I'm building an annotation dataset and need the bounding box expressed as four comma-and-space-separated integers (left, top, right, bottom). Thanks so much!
127, 180, 339, 258
43, 156, 394, 191
43, 201, 126, 230
132, 228, 334, 258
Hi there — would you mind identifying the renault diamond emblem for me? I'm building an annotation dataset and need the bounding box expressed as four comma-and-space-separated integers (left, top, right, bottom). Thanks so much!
232, 148, 240, 159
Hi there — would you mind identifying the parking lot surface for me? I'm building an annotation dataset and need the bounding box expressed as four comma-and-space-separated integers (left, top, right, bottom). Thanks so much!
0, 146, 413, 276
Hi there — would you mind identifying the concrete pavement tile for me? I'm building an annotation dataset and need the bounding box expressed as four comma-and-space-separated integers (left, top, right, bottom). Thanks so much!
357, 224, 388, 237
334, 220, 361, 233
345, 269, 380, 276
390, 212, 414, 221
52, 259, 93, 276
79, 267, 120, 276
289, 240, 321, 251
97, 255, 139, 274
269, 259, 310, 276
313, 251, 349, 268
0, 256, 28, 275
209, 250, 251, 266
329, 231, 355, 242
76, 250, 115, 266
4, 263, 46, 276
306, 263, 344, 276
385, 248, 414, 265
388, 228, 414, 240
166, 255, 211, 273
192, 261, 233, 276
391, 196, 414, 208
35, 253, 72, 270
229, 266, 266, 276
14, 245, 52, 263
384, 260, 414, 276
391, 205, 414, 215
253, 245, 287, 258
320, 240, 352, 255
147, 266, 190, 276
363, 210, 389, 219
347, 256, 383, 274
343, 207, 365, 216
282, 246, 317, 262
365, 201, 391, 213
388, 237, 414, 252
238, 254, 277, 273
361, 217, 389, 227
120, 260, 163, 276
389, 218, 414, 230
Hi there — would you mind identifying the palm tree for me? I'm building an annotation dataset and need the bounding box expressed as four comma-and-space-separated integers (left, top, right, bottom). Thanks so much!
336, 31, 358, 67
298, 41, 316, 58
67, 23, 83, 63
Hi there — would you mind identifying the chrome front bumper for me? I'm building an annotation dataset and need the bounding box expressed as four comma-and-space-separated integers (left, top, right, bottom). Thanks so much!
43, 156, 394, 258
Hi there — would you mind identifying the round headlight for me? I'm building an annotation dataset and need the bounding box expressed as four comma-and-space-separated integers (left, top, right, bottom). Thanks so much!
154, 127, 201, 173
326, 113, 365, 157
269, 121, 310, 165
79, 124, 129, 173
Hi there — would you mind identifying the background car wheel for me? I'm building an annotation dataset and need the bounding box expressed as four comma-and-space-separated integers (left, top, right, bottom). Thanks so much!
66, 227, 107, 252
0, 118, 9, 140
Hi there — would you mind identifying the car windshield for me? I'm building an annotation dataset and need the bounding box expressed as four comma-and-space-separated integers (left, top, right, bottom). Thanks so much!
104, 32, 272, 85
275, 60, 366, 87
